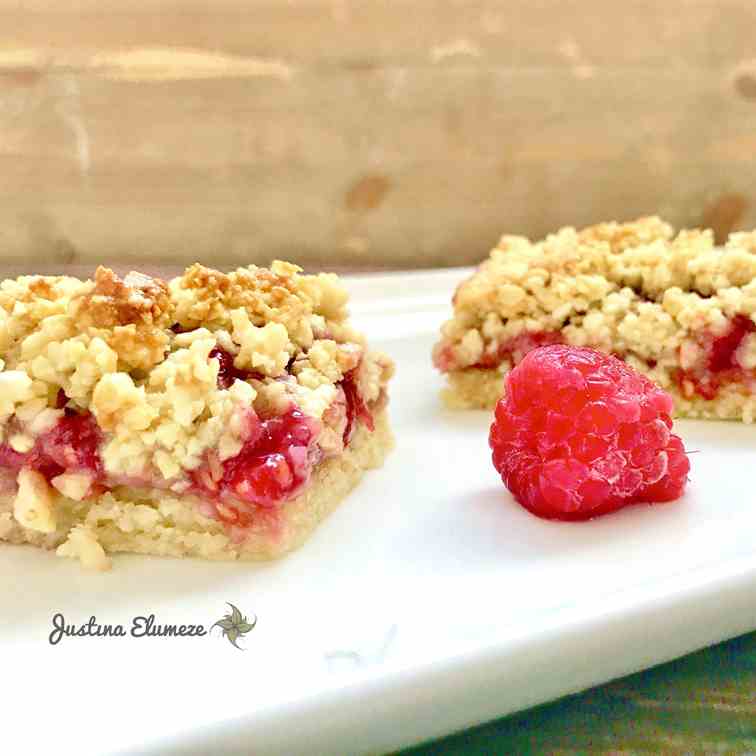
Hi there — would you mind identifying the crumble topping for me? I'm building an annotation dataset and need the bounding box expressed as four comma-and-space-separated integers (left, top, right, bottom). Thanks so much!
169, 261, 350, 346
356, 351, 395, 405
68, 267, 171, 372
71, 267, 172, 331
0, 275, 84, 354
55, 524, 111, 571
436, 217, 756, 375
51, 472, 94, 501
0, 370, 37, 422
230, 309, 290, 376
0, 261, 393, 490
92, 338, 258, 480
14, 468, 56, 533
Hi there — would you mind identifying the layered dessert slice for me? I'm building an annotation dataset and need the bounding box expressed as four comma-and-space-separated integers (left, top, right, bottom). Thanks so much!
434, 216, 756, 421
0, 262, 393, 569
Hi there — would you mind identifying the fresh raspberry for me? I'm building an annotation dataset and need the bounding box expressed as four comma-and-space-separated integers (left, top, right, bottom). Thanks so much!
489, 345, 690, 520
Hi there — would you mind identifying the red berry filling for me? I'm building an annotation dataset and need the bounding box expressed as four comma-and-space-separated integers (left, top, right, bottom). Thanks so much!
0, 346, 376, 533
191, 407, 320, 525
434, 330, 562, 372
340, 369, 374, 444
432, 344, 456, 373
209, 346, 266, 389
708, 315, 754, 371
0, 447, 24, 472
439, 314, 756, 405
0, 412, 103, 485
474, 330, 563, 369
489, 345, 690, 520
675, 315, 756, 399
192, 372, 375, 525
33, 413, 103, 478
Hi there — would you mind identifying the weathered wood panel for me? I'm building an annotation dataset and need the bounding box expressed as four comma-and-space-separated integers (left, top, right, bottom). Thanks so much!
1, 1, 755, 272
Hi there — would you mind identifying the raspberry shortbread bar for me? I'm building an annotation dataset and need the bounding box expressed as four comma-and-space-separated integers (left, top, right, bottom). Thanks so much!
0, 262, 393, 569
434, 216, 756, 420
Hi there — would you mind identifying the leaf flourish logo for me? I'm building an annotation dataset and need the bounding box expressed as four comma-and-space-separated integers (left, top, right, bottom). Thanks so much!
211, 603, 257, 650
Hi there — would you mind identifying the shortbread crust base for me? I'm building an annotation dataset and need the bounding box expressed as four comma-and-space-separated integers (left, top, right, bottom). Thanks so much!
441, 369, 507, 410
0, 409, 393, 566
442, 368, 756, 422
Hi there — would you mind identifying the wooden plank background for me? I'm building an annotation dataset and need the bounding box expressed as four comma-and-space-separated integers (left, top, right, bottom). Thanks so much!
1, 1, 756, 272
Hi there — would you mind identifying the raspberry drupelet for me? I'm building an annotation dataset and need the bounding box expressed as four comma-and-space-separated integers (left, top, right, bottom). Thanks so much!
489, 345, 690, 520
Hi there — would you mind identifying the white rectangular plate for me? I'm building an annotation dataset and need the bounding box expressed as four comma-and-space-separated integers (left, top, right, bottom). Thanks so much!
2, 268, 756, 756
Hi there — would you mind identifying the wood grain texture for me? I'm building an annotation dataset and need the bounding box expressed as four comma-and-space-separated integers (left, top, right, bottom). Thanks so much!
1, 1, 755, 269
403, 631, 756, 755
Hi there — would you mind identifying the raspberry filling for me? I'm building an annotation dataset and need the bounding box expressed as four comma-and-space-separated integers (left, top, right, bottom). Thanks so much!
0, 412, 103, 484
340, 369, 374, 444
440, 315, 756, 404
191, 407, 320, 526
676, 315, 756, 399
474, 330, 563, 369
210, 346, 265, 389
0, 349, 376, 532
192, 371, 375, 525
434, 330, 563, 372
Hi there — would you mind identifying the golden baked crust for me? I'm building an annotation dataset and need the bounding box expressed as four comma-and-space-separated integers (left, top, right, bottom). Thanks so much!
0, 262, 394, 568
435, 217, 756, 419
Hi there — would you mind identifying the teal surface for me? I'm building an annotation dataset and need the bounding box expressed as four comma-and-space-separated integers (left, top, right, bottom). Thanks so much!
402, 631, 756, 754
